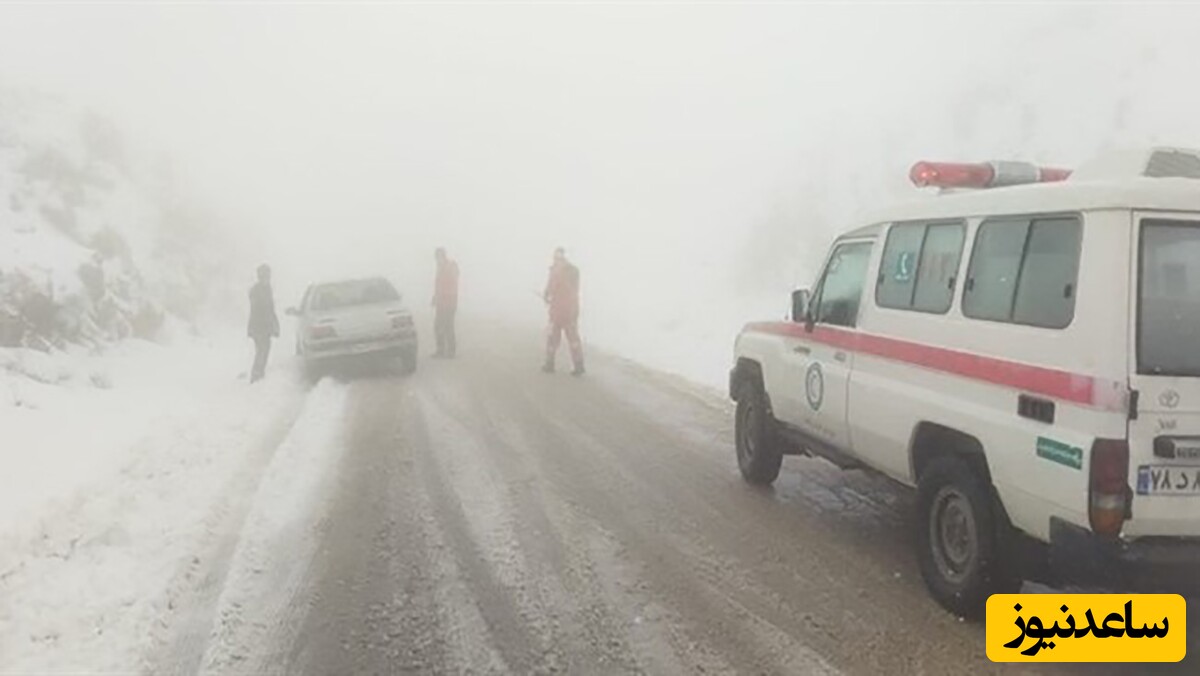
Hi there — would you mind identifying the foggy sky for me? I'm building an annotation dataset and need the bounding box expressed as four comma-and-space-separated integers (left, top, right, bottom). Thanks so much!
0, 2, 1196, 334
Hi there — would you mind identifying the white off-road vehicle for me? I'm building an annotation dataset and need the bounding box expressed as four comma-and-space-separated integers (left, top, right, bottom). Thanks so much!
730, 148, 1200, 615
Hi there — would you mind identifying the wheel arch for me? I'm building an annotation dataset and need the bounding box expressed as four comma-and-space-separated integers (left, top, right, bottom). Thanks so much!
731, 357, 767, 405
910, 421, 992, 485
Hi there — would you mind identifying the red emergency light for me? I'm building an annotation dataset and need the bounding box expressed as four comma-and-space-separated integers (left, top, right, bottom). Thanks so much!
909, 160, 1072, 189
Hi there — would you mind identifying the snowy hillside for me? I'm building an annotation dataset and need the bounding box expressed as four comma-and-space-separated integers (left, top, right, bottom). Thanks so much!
0, 87, 230, 354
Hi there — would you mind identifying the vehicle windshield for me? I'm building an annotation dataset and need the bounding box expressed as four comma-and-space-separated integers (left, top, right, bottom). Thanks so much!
310, 279, 400, 311
1139, 219, 1200, 376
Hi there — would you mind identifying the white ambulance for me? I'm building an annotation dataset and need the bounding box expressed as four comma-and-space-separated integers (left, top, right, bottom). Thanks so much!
730, 148, 1200, 616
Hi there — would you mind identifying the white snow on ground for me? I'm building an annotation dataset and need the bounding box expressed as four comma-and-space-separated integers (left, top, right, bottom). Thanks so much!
0, 335, 310, 673
198, 378, 350, 675
2, 330, 240, 539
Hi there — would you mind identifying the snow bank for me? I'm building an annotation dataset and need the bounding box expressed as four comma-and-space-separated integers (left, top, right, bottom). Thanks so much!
0, 336, 308, 673
198, 378, 350, 674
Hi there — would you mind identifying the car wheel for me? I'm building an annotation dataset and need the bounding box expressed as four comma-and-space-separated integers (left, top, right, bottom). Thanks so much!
303, 359, 323, 383
916, 455, 1019, 617
735, 379, 783, 485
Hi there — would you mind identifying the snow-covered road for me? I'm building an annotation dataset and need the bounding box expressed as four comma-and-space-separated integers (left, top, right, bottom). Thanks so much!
3, 324, 1196, 675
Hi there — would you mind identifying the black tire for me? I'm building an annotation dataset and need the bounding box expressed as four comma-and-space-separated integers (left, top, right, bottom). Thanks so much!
915, 455, 1019, 617
302, 360, 324, 384
734, 379, 784, 485
400, 351, 417, 375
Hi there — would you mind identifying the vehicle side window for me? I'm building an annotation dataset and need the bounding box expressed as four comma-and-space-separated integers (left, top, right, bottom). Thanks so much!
913, 223, 966, 313
1012, 218, 1081, 327
876, 221, 965, 313
813, 241, 872, 328
876, 223, 924, 309
963, 215, 1081, 328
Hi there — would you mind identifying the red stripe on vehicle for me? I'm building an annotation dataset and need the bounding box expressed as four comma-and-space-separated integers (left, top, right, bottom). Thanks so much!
743, 321, 1122, 411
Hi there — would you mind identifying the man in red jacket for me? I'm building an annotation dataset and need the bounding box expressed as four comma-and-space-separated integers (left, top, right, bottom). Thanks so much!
432, 247, 459, 358
542, 247, 584, 375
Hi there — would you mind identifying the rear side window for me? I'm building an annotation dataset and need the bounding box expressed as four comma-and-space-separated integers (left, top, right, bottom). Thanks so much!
963, 215, 1081, 328
876, 221, 964, 314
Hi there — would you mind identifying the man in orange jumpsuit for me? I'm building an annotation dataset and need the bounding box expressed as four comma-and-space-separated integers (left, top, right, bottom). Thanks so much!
432, 247, 459, 358
542, 247, 584, 375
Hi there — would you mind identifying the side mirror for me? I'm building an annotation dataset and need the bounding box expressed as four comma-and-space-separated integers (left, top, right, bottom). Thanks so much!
285, 307, 299, 317
791, 288, 811, 323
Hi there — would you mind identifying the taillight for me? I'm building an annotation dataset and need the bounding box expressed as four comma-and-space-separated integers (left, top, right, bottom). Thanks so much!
310, 325, 337, 340
1089, 438, 1131, 536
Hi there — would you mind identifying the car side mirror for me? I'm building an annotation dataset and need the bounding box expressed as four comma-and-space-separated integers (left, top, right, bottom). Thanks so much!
285, 307, 299, 317
791, 288, 811, 324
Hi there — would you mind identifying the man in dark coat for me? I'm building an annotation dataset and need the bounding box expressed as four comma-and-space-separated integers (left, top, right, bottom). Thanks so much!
248, 264, 279, 383
542, 247, 584, 375
432, 247, 459, 358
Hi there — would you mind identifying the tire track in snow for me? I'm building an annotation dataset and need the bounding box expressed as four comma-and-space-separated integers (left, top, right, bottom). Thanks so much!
473, 361, 834, 675
151, 372, 312, 675
421, 368, 650, 673
196, 378, 351, 675
413, 388, 560, 673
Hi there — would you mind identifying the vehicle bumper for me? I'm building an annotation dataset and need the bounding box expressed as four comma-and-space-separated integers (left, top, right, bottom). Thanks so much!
1048, 517, 1200, 593
304, 334, 417, 361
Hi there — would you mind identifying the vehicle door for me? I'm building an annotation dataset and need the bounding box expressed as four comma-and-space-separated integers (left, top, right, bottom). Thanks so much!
778, 238, 873, 451
1127, 213, 1200, 537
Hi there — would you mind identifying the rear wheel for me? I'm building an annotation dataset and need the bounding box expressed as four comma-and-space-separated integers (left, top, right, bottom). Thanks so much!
916, 455, 1019, 617
303, 359, 324, 383
400, 350, 417, 375
734, 379, 783, 485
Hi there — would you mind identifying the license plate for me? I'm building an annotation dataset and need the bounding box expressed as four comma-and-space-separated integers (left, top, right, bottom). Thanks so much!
1137, 465, 1200, 496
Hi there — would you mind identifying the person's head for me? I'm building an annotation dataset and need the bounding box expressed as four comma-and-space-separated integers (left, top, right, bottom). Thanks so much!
256, 264, 271, 282
435, 247, 447, 263
553, 247, 566, 265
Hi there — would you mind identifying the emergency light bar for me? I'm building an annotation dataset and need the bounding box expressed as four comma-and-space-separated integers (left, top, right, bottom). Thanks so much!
909, 160, 1071, 189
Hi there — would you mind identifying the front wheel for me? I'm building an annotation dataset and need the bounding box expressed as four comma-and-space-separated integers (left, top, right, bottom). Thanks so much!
915, 455, 1019, 617
734, 380, 783, 485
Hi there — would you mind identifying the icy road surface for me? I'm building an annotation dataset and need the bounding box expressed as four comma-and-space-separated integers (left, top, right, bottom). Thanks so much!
6, 327, 1196, 674
168, 329, 1197, 675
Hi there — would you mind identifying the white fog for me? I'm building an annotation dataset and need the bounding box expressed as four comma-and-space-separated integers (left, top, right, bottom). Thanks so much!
2, 3, 1199, 674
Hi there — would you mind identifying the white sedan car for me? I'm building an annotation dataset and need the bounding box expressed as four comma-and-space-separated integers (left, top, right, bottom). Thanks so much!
289, 277, 418, 375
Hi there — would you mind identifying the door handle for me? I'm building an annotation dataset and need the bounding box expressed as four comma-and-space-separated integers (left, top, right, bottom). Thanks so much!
834, 351, 847, 362
793, 345, 811, 355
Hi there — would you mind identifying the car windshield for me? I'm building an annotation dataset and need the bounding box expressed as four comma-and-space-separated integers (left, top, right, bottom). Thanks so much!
310, 279, 399, 311
1139, 219, 1200, 376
